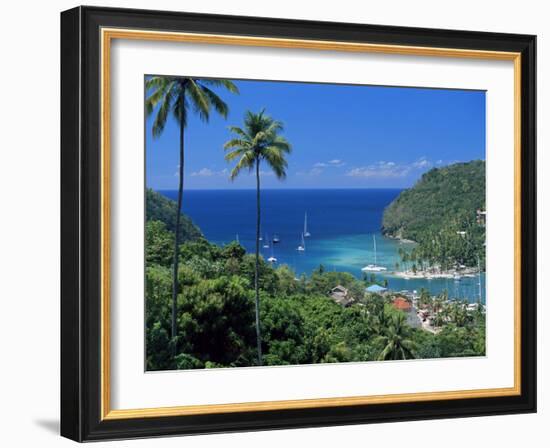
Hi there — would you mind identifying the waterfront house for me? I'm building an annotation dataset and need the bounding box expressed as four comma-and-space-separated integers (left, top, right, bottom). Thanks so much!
329, 285, 355, 307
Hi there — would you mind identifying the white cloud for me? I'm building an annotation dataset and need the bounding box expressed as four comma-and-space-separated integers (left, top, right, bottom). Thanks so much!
190, 167, 229, 177
296, 167, 324, 176
346, 161, 411, 179
346, 158, 434, 179
191, 168, 215, 177
259, 170, 275, 177
313, 159, 345, 168
190, 167, 277, 179
412, 157, 432, 169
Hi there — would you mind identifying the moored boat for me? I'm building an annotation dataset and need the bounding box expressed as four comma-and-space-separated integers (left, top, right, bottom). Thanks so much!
361, 234, 387, 272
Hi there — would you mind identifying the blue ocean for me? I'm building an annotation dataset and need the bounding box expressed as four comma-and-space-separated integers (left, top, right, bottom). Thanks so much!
159, 189, 485, 303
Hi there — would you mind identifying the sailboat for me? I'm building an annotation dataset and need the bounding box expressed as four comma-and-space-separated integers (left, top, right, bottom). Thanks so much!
263, 233, 270, 249
272, 234, 280, 244
297, 232, 305, 252
361, 234, 387, 272
267, 245, 277, 263
304, 212, 311, 237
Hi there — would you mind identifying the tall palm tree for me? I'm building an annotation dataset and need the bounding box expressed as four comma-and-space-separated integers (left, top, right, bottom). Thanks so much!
224, 110, 291, 365
375, 313, 416, 360
145, 76, 238, 352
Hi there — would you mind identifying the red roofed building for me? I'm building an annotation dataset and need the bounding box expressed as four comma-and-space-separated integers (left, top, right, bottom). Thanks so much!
391, 296, 422, 328
392, 296, 412, 311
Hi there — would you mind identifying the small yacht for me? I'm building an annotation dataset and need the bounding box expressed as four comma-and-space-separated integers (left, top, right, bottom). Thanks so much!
361, 234, 387, 272
304, 212, 311, 238
297, 233, 306, 252
267, 246, 277, 263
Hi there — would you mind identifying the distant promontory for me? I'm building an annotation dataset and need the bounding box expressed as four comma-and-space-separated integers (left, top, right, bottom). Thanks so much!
382, 160, 486, 269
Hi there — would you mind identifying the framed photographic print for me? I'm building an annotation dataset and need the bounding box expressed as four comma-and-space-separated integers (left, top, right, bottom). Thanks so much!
60, 6, 536, 442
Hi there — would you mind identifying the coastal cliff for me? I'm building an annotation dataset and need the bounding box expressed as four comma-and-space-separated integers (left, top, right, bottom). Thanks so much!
382, 160, 485, 240
382, 160, 486, 269
146, 189, 203, 241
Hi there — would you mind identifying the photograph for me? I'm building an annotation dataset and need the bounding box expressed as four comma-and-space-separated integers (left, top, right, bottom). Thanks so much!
144, 76, 487, 371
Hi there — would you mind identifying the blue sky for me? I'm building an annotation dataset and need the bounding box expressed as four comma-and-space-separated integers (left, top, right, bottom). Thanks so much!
146, 79, 485, 190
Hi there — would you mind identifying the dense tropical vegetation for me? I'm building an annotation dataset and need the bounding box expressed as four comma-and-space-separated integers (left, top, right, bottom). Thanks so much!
145, 76, 238, 346
382, 160, 486, 270
146, 189, 203, 241
145, 193, 486, 371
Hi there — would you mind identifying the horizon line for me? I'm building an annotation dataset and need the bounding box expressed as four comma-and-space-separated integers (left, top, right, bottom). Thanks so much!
151, 186, 407, 191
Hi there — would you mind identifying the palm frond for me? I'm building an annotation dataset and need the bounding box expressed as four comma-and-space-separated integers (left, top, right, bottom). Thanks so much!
270, 136, 292, 153
152, 87, 175, 137
199, 78, 240, 94
224, 147, 249, 162
224, 139, 250, 150
145, 76, 172, 91
187, 80, 211, 122
229, 152, 256, 180
199, 85, 230, 118
265, 119, 284, 136
227, 126, 251, 141
262, 147, 288, 179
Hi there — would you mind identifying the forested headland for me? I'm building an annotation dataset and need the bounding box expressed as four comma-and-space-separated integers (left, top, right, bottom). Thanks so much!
382, 160, 486, 271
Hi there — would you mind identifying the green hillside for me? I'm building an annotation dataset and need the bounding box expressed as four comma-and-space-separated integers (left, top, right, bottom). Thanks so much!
382, 160, 486, 268
146, 189, 203, 241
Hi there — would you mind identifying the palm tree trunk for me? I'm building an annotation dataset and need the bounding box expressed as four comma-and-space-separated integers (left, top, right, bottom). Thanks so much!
254, 158, 262, 365
171, 93, 185, 357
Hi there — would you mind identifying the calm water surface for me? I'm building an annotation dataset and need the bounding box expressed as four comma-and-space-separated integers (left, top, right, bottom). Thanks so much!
159, 189, 485, 303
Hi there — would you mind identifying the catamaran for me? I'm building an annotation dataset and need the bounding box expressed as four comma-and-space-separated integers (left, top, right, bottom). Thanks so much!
304, 212, 311, 237
297, 232, 306, 252
361, 234, 387, 272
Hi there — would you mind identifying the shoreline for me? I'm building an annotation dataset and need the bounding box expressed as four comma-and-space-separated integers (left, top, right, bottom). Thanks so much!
382, 232, 416, 245
388, 266, 481, 280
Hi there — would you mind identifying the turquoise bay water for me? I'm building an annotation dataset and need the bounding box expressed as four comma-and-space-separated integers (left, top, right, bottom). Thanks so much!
159, 189, 485, 303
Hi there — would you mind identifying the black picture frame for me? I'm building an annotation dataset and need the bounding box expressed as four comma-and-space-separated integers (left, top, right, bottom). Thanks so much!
61, 5, 536, 442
